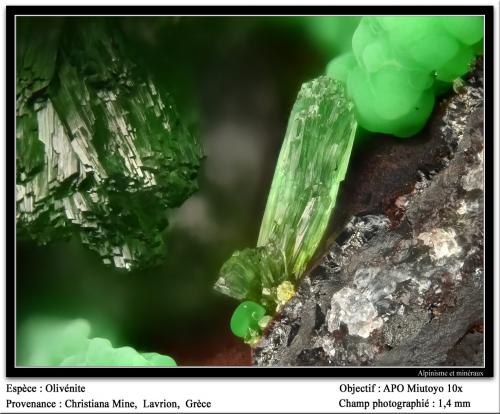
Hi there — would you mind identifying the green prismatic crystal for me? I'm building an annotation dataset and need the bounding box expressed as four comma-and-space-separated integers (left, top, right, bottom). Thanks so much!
215, 77, 357, 318
16, 18, 202, 270
18, 318, 176, 367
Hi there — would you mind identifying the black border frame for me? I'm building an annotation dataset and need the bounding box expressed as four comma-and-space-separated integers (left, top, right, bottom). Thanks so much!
5, 5, 494, 378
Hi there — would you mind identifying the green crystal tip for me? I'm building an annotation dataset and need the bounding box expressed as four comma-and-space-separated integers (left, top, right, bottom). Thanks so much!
230, 301, 266, 340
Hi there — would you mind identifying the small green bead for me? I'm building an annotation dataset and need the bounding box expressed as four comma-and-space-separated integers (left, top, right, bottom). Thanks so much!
230, 301, 266, 339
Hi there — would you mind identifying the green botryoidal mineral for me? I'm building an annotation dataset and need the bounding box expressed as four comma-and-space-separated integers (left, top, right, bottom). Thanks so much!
18, 318, 176, 367
215, 77, 357, 331
327, 16, 484, 137
218, 16, 483, 344
16, 18, 202, 270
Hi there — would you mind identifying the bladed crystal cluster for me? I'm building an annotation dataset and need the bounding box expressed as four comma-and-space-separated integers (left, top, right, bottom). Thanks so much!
16, 18, 202, 270
217, 17, 485, 344
215, 77, 357, 329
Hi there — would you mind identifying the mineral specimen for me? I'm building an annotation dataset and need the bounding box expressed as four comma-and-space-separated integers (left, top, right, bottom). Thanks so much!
18, 318, 176, 367
230, 301, 267, 342
16, 18, 202, 270
327, 16, 484, 137
215, 77, 357, 317
253, 62, 484, 366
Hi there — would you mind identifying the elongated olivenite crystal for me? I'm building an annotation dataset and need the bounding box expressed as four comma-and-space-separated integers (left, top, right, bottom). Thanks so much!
215, 76, 357, 311
16, 18, 203, 270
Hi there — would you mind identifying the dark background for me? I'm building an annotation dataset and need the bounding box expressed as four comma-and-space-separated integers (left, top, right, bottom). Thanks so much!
16, 16, 360, 365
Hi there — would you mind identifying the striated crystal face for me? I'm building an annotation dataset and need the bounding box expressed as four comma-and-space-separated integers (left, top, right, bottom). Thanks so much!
16, 19, 203, 270
215, 76, 357, 311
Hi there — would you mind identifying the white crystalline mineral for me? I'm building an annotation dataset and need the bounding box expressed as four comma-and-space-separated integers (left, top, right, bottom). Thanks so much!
327, 287, 383, 338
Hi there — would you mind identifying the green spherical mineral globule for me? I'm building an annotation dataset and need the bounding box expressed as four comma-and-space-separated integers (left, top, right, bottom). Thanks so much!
230, 301, 266, 339
326, 16, 484, 137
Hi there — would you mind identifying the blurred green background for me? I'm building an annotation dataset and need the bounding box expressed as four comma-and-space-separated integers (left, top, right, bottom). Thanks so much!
17, 16, 360, 365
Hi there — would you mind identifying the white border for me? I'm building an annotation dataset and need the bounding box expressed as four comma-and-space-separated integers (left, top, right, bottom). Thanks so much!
1, 1, 499, 413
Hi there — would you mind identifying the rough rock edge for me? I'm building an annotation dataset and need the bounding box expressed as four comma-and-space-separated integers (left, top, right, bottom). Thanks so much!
253, 65, 484, 367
